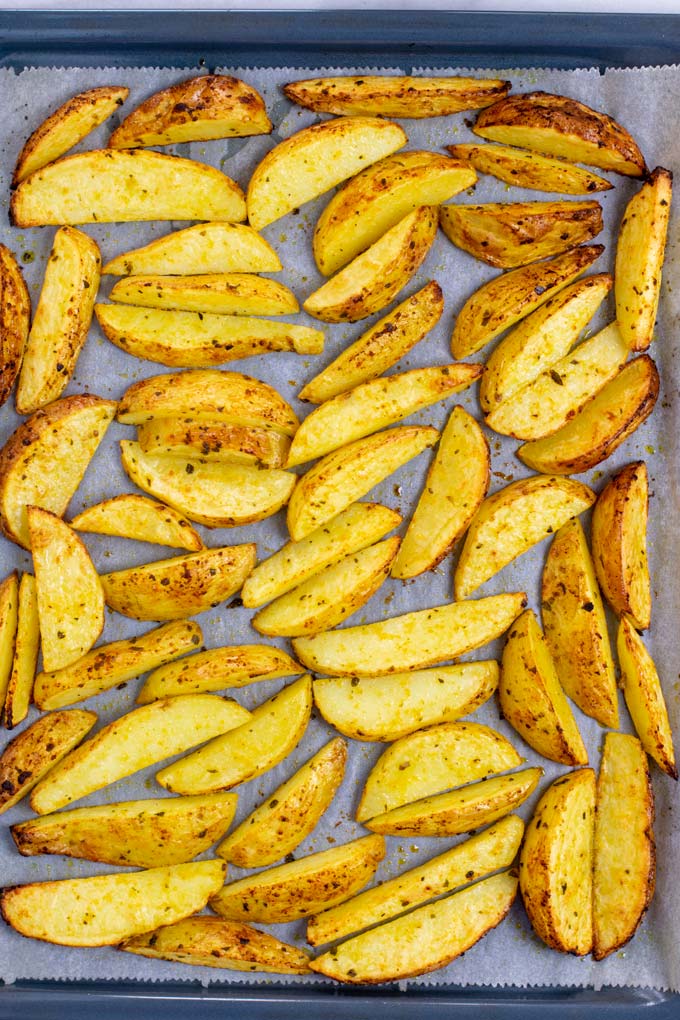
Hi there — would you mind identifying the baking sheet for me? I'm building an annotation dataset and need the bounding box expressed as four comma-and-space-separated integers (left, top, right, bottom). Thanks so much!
0, 59, 678, 993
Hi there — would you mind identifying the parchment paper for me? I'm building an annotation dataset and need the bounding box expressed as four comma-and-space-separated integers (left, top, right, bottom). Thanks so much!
0, 59, 678, 993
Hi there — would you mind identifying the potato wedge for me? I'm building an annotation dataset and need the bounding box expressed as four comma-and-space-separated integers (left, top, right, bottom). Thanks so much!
593, 733, 655, 960
451, 244, 603, 359
0, 860, 225, 947
0, 709, 96, 814
28, 507, 104, 672
474, 91, 646, 177
310, 869, 517, 984
0, 572, 18, 708
71, 494, 204, 551
298, 280, 443, 404
13, 85, 129, 185
156, 675, 312, 795
519, 769, 596, 954
110, 273, 298, 316
618, 617, 676, 779
137, 418, 290, 468
615, 167, 672, 351
109, 74, 270, 148
313, 151, 476, 276
591, 461, 650, 630
138, 644, 300, 703
287, 364, 480, 467
287, 425, 438, 541
313, 662, 498, 743
447, 143, 612, 195
542, 519, 618, 729
217, 737, 346, 868
121, 441, 295, 529
304, 206, 438, 323
454, 475, 595, 600
247, 116, 406, 231
500, 609, 587, 766
440, 200, 602, 269
210, 834, 385, 924
0, 243, 30, 407
391, 406, 489, 579
34, 619, 203, 711
3, 574, 39, 730
100, 543, 256, 621
357, 720, 522, 822
11, 149, 246, 226
121, 916, 311, 974
12, 792, 237, 868
16, 227, 101, 414
0, 394, 117, 549
252, 536, 399, 637
293, 592, 526, 677
519, 356, 659, 474
29, 694, 251, 814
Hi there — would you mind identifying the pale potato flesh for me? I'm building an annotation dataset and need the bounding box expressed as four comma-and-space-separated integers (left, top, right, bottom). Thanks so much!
0, 572, 18, 708
0, 243, 31, 407
447, 143, 611, 195
617, 617, 676, 779
3, 573, 39, 730
71, 494, 204, 551
109, 273, 298, 316
137, 418, 291, 468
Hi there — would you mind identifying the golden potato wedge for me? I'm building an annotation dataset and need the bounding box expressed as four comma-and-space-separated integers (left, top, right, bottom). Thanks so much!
479, 274, 612, 413
121, 916, 311, 974
100, 543, 256, 621
618, 617, 676, 779
34, 619, 203, 711
29, 694, 251, 814
13, 85, 129, 186
0, 572, 18, 708
12, 792, 237, 868
591, 461, 650, 630
217, 737, 346, 868
0, 860, 225, 947
474, 91, 646, 177
391, 406, 489, 579
16, 227, 101, 415
454, 475, 595, 600
210, 834, 385, 924
137, 418, 290, 468
11, 149, 246, 227
28, 507, 104, 672
138, 644, 300, 703
109, 74, 270, 148
451, 244, 603, 359
519, 769, 596, 955
247, 116, 406, 231
593, 732, 655, 960
0, 394, 117, 550
0, 244, 30, 407
313, 662, 498, 743
287, 425, 438, 541
156, 675, 312, 795
500, 609, 587, 766
71, 494, 204, 551
447, 143, 612, 195
357, 720, 522, 822
519, 356, 659, 475
440, 200, 602, 269
542, 519, 618, 729
310, 869, 517, 984
0, 709, 96, 814
3, 574, 39, 730
308, 814, 523, 946
287, 364, 480, 468
293, 592, 526, 677
110, 273, 298, 316
304, 206, 438, 323
313, 151, 475, 276
298, 280, 443, 404
252, 536, 399, 637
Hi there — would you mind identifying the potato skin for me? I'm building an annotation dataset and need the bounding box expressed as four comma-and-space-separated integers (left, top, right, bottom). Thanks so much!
0, 244, 30, 407
447, 142, 612, 195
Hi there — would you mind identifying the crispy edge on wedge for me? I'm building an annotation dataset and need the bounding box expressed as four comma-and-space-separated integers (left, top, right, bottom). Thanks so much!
0, 243, 31, 407
3, 573, 39, 730
447, 143, 612, 196
71, 494, 204, 551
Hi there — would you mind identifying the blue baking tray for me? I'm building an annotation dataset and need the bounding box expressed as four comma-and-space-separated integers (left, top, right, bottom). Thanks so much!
0, 9, 678, 1018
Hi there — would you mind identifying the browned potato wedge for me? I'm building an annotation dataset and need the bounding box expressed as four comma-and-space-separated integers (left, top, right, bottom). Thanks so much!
618, 617, 676, 779
109, 273, 298, 316
210, 834, 385, 924
591, 461, 650, 630
109, 75, 270, 148
71, 494, 204, 551
0, 572, 18, 708
100, 543, 256, 621
593, 732, 655, 960
217, 737, 346, 869
519, 769, 596, 954
440, 200, 602, 269
137, 418, 290, 468
519, 356, 659, 475
500, 609, 587, 766
247, 116, 406, 231
0, 860, 225, 947
447, 143, 612, 195
451, 244, 603, 359
0, 244, 30, 407
474, 91, 646, 177
3, 573, 39, 730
